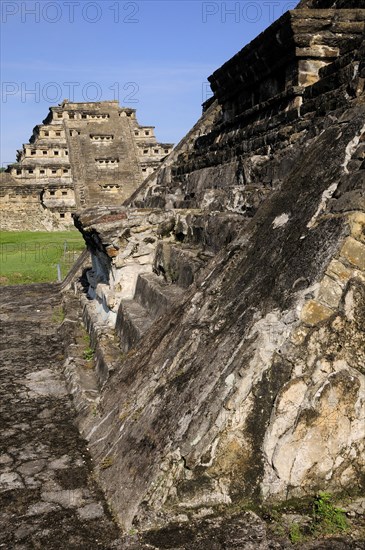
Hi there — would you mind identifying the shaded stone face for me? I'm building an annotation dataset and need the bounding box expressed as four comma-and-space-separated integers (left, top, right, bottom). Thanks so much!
297, 0, 365, 8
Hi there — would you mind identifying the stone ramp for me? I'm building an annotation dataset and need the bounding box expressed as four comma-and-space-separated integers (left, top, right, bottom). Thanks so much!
0, 284, 121, 549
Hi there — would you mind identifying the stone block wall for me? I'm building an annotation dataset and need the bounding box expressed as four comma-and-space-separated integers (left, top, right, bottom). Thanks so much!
131, 9, 364, 218
74, 107, 365, 531
0, 175, 71, 231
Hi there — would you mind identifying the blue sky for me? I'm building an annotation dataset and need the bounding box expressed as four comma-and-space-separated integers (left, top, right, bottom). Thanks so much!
1, 1, 299, 165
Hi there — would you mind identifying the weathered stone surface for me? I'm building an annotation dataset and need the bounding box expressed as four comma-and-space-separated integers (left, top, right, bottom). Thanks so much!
301, 299, 334, 325
340, 236, 365, 270
61, 2, 365, 543
297, 0, 365, 8
0, 175, 67, 231
0, 284, 121, 548
72, 106, 365, 536
2, 1, 364, 548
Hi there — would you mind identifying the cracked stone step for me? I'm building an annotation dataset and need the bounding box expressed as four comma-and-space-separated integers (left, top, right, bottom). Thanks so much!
116, 299, 154, 353
154, 242, 210, 288
134, 272, 185, 319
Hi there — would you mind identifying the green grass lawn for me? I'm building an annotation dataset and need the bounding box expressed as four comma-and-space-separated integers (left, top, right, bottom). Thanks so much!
0, 231, 86, 285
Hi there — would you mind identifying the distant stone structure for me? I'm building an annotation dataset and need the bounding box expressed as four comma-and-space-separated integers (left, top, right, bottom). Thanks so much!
0, 100, 173, 230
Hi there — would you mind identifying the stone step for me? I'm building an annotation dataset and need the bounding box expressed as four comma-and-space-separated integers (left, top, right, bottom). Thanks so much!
115, 245, 214, 353
154, 243, 211, 288
116, 299, 154, 353
134, 272, 185, 319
